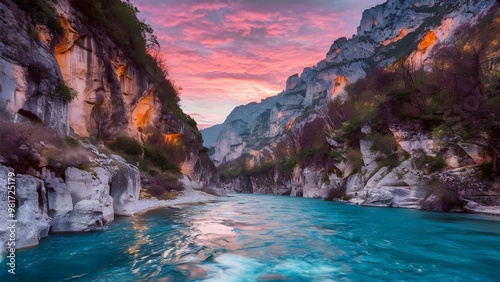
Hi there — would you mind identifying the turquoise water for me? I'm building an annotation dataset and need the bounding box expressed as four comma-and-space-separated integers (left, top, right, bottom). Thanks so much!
3, 194, 500, 281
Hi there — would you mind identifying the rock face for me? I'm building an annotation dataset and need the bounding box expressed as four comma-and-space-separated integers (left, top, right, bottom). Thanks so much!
65, 167, 114, 223
110, 155, 140, 215
0, 0, 221, 251
51, 200, 106, 232
0, 1, 68, 134
211, 0, 500, 214
15, 175, 50, 249
207, 0, 497, 167
0, 0, 217, 188
51, 1, 217, 188
45, 176, 73, 217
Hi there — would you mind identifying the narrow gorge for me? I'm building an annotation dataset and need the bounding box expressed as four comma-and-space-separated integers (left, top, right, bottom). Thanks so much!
0, 0, 499, 280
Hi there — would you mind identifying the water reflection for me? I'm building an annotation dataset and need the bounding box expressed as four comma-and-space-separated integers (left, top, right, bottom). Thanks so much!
12, 195, 500, 282
139, 199, 349, 280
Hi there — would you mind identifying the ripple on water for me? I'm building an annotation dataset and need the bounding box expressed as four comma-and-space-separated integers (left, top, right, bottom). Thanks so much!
7, 194, 500, 282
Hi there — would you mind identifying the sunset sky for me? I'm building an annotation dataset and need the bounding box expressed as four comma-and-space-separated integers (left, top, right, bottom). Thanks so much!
131, 0, 385, 129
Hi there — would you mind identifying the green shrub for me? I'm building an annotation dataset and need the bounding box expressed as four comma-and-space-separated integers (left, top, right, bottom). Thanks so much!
478, 163, 493, 178
221, 167, 243, 180
186, 115, 197, 129
429, 155, 446, 173
13, 0, 63, 36
282, 155, 297, 173
64, 136, 79, 148
108, 136, 142, 157
244, 161, 276, 177
143, 145, 180, 172
56, 83, 78, 103
342, 194, 354, 201
369, 132, 398, 155
414, 151, 447, 173
143, 173, 184, 200
346, 148, 364, 172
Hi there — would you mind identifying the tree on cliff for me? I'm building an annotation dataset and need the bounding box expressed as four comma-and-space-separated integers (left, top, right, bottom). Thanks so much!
433, 20, 500, 176
91, 104, 115, 141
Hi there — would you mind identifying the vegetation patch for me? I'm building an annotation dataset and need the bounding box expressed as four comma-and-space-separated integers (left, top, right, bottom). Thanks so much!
55, 83, 78, 103
0, 120, 91, 176
414, 151, 447, 173
13, 0, 64, 36
107, 135, 142, 157
140, 172, 183, 200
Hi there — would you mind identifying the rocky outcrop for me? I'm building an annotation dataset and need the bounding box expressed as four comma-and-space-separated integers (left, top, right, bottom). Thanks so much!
0, 1, 69, 134
51, 200, 106, 232
50, 1, 218, 187
209, 0, 499, 215
15, 175, 50, 249
110, 155, 140, 215
227, 121, 498, 214
1, 0, 217, 188
0, 0, 221, 252
65, 167, 114, 223
45, 176, 73, 217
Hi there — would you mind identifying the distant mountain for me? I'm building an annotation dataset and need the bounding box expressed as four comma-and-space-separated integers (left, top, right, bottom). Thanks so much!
201, 123, 225, 147
208, 0, 500, 214
209, 0, 497, 167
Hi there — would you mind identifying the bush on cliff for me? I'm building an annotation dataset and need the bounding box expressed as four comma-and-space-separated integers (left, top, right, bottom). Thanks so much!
13, 0, 64, 36
71, 0, 190, 124
0, 120, 90, 176
141, 173, 184, 200
107, 135, 142, 157
105, 133, 181, 174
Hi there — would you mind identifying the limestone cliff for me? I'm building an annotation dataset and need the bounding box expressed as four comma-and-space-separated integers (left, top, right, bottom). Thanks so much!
0, 0, 219, 252
208, 0, 497, 167
208, 0, 500, 214
0, 0, 218, 188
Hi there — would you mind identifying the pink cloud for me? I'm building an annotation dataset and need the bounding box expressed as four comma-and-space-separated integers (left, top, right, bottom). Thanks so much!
130, 0, 386, 128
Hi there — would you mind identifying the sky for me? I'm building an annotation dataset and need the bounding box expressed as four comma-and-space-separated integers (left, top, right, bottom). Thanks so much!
131, 0, 386, 129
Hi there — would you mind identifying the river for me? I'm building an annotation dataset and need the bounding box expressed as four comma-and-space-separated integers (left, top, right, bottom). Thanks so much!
4, 194, 500, 281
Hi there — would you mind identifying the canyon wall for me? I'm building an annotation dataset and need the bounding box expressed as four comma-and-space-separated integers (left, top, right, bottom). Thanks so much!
0, 0, 219, 252
205, 0, 500, 214
206, 0, 496, 167
0, 0, 218, 188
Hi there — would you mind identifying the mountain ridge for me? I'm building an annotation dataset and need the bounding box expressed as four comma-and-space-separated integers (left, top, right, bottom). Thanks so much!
206, 0, 500, 214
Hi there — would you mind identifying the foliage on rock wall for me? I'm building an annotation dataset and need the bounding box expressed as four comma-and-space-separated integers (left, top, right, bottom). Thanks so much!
0, 120, 91, 176
323, 10, 499, 177
70, 0, 193, 126
106, 134, 181, 174
13, 0, 64, 36
220, 7, 500, 181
